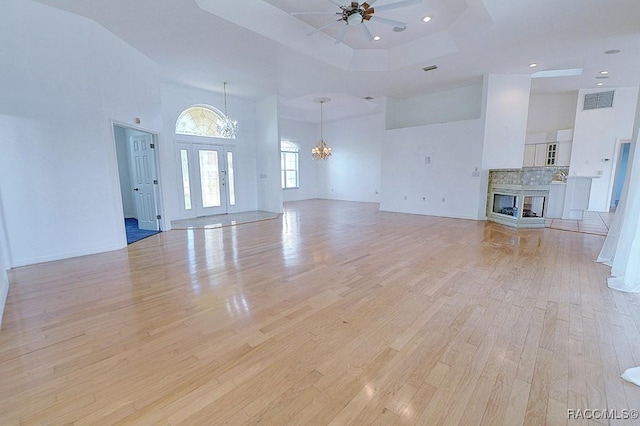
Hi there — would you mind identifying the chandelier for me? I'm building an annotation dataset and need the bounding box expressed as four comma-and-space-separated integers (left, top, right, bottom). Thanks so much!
217, 81, 238, 139
311, 97, 332, 161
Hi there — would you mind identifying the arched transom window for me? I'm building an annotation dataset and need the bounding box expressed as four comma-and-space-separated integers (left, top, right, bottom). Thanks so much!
175, 105, 232, 139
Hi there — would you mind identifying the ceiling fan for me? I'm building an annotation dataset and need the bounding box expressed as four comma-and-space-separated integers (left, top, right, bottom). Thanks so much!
292, 0, 422, 44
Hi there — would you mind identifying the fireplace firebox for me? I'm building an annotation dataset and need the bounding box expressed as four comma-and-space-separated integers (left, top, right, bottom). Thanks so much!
487, 168, 551, 228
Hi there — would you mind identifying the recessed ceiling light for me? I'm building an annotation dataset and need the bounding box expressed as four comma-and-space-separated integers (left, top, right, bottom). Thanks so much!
605, 49, 621, 54
422, 16, 432, 23
596, 76, 609, 79
373, 36, 381, 41
599, 70, 609, 75
596, 82, 604, 86
529, 63, 538, 68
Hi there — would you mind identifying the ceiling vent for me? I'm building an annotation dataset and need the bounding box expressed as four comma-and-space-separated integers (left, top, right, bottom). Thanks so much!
422, 65, 438, 72
584, 90, 614, 110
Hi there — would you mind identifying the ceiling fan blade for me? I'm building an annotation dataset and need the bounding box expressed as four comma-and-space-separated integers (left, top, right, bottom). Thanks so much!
360, 23, 374, 41
292, 12, 340, 16
365, 0, 379, 5
334, 25, 349, 44
372, 0, 421, 12
308, 20, 344, 36
369, 15, 407, 28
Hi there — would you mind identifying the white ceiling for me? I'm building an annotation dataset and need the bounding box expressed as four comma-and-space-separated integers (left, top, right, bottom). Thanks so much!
33, 0, 640, 122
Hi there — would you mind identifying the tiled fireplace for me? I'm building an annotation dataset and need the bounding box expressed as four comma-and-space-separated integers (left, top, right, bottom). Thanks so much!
487, 168, 556, 228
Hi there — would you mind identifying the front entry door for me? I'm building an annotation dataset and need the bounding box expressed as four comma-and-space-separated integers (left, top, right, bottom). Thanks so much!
177, 143, 237, 217
195, 145, 227, 216
129, 134, 159, 231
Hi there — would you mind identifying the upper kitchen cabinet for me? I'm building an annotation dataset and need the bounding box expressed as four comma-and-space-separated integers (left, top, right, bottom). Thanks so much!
523, 129, 573, 167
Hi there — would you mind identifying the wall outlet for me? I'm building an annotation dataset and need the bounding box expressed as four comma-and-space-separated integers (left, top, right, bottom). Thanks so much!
472, 171, 480, 177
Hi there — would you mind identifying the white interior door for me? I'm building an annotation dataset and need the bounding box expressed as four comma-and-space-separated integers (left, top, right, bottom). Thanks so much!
129, 134, 159, 231
177, 143, 237, 217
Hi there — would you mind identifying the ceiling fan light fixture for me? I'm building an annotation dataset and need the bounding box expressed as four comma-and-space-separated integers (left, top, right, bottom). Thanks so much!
298, 0, 419, 43
373, 35, 381, 41
421, 15, 432, 23
347, 13, 362, 25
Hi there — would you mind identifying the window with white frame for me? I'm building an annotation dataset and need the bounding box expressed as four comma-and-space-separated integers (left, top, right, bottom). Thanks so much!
280, 140, 299, 189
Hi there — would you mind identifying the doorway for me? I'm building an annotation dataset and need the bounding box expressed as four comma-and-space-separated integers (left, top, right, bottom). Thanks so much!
177, 142, 237, 218
610, 141, 631, 211
114, 125, 162, 243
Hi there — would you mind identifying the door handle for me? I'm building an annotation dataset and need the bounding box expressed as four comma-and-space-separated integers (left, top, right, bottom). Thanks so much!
133, 188, 139, 191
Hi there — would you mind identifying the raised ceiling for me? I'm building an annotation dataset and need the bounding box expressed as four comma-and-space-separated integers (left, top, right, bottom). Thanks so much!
33, 0, 640, 122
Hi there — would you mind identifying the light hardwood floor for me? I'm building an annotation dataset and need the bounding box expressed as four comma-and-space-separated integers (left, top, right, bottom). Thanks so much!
2, 200, 640, 425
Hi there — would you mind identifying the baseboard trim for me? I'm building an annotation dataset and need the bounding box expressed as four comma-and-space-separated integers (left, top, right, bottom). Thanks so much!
0, 272, 8, 330
11, 243, 125, 268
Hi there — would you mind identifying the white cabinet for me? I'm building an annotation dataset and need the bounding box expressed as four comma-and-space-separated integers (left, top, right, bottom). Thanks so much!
534, 144, 548, 166
547, 182, 566, 218
523, 142, 572, 167
523, 145, 535, 166
556, 142, 572, 167
562, 177, 593, 220
523, 143, 547, 166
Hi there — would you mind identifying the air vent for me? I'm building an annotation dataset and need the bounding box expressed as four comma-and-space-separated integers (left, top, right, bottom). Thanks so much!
422, 65, 438, 72
584, 90, 614, 110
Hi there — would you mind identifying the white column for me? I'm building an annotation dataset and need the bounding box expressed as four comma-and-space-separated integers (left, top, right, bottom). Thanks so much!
599, 89, 640, 292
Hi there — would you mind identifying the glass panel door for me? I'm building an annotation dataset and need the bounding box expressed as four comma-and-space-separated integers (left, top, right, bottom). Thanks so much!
199, 150, 221, 208
176, 143, 235, 217
195, 146, 227, 216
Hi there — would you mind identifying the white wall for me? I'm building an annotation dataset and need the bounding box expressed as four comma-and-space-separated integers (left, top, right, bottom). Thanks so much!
481, 74, 532, 170
0, 0, 162, 267
319, 109, 385, 203
0, 187, 11, 329
160, 83, 260, 220
256, 96, 283, 213
571, 87, 639, 211
527, 92, 578, 134
380, 119, 485, 219
279, 119, 321, 202
386, 83, 483, 129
